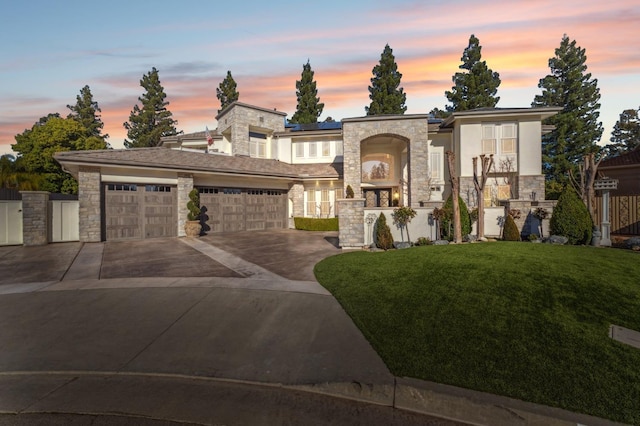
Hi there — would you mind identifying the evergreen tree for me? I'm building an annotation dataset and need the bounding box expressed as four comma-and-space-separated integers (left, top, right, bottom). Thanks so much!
445, 34, 501, 112
366, 44, 407, 115
216, 70, 239, 112
428, 107, 451, 119
290, 60, 324, 124
532, 35, 603, 189
67, 85, 108, 141
604, 108, 640, 157
123, 67, 179, 148
550, 185, 592, 245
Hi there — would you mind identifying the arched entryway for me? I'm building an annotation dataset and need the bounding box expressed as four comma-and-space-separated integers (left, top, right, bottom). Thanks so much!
360, 134, 409, 207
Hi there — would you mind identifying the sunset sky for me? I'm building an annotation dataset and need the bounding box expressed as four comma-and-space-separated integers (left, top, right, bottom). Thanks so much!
1, 0, 639, 156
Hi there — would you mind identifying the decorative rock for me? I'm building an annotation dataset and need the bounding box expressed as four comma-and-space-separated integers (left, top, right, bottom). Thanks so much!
625, 237, 640, 250
478, 237, 488, 242
434, 240, 449, 245
547, 235, 568, 245
394, 241, 411, 250
464, 234, 477, 243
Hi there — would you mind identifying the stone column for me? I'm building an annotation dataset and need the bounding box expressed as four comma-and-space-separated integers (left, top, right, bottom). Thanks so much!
408, 130, 430, 207
20, 191, 50, 246
288, 182, 304, 218
177, 173, 194, 237
338, 198, 365, 249
78, 166, 102, 242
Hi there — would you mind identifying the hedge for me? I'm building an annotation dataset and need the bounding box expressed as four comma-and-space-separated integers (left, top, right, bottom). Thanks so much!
293, 217, 339, 231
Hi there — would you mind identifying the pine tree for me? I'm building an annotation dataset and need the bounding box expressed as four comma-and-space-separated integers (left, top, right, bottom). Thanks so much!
67, 85, 108, 141
366, 44, 407, 116
123, 67, 179, 148
445, 34, 501, 112
604, 108, 640, 157
290, 60, 324, 124
217, 70, 239, 112
532, 35, 603, 189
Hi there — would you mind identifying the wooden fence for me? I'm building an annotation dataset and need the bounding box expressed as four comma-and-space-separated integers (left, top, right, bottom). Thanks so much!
594, 195, 640, 235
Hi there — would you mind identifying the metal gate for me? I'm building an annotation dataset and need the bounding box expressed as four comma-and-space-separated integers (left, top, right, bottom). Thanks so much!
104, 183, 177, 240
199, 187, 287, 233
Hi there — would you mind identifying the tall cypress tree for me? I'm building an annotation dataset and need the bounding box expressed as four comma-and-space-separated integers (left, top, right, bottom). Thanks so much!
366, 44, 407, 116
290, 60, 324, 124
216, 70, 239, 112
604, 108, 640, 157
445, 34, 501, 112
123, 67, 179, 148
532, 35, 603, 187
67, 85, 108, 141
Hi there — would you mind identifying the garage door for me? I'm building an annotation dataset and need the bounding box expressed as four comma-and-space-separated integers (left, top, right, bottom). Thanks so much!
199, 187, 287, 233
104, 183, 177, 240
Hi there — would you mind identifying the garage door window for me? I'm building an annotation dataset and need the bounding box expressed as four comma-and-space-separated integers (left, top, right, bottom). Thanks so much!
107, 184, 137, 191
145, 185, 171, 192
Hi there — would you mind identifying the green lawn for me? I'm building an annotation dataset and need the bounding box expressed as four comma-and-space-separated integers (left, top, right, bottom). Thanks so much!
314, 243, 640, 424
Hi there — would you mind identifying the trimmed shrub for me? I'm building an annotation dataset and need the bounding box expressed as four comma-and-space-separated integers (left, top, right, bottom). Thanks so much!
503, 213, 521, 241
550, 186, 592, 245
441, 195, 471, 240
375, 212, 394, 250
345, 185, 355, 198
293, 217, 339, 231
187, 188, 201, 221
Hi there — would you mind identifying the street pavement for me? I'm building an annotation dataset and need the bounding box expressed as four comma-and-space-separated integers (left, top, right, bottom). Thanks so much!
0, 230, 623, 425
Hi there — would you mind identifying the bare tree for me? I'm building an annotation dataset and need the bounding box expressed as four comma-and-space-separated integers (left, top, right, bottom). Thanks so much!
473, 154, 494, 239
446, 151, 462, 243
569, 152, 602, 222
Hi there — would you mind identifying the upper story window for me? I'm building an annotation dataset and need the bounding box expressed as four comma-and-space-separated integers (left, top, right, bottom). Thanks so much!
335, 141, 343, 156
430, 152, 442, 181
322, 141, 331, 157
309, 142, 317, 158
249, 131, 267, 158
482, 123, 517, 156
295, 142, 304, 158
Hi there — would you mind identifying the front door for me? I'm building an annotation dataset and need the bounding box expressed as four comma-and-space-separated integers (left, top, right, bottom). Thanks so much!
364, 188, 391, 208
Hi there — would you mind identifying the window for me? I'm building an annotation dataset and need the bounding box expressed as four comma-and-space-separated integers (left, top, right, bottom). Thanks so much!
482, 125, 496, 154
271, 139, 277, 159
296, 143, 304, 158
145, 185, 171, 192
309, 142, 317, 158
322, 141, 331, 157
362, 154, 393, 181
334, 188, 343, 216
500, 123, 516, 153
335, 141, 343, 155
249, 132, 267, 158
306, 190, 316, 217
107, 184, 137, 191
320, 189, 330, 217
430, 152, 442, 180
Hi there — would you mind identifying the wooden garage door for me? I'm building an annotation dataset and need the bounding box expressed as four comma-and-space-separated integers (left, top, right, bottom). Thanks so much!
104, 183, 177, 240
199, 187, 287, 233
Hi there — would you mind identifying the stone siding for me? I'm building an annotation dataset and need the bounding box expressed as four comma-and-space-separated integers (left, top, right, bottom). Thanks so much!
78, 167, 101, 242
338, 198, 365, 249
507, 199, 556, 238
518, 175, 545, 202
288, 182, 304, 218
177, 174, 194, 237
20, 191, 49, 246
217, 103, 286, 157
342, 117, 430, 206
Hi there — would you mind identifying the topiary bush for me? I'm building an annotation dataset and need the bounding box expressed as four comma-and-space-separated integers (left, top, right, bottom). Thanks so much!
503, 213, 521, 241
187, 188, 201, 221
345, 185, 355, 198
375, 212, 394, 250
440, 195, 471, 240
550, 185, 592, 245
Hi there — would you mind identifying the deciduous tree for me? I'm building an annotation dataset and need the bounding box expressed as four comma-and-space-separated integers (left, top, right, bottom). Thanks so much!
446, 151, 462, 243
123, 67, 179, 148
12, 116, 107, 193
473, 154, 494, 239
290, 60, 324, 124
366, 44, 407, 115
445, 34, 501, 112
217, 70, 239, 112
532, 35, 603, 192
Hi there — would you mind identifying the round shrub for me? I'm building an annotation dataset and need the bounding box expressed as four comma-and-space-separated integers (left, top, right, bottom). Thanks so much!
503, 213, 521, 241
375, 212, 394, 250
441, 195, 471, 239
550, 185, 592, 245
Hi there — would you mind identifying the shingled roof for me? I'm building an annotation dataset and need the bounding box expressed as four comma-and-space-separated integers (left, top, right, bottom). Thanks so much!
600, 146, 640, 168
55, 147, 342, 180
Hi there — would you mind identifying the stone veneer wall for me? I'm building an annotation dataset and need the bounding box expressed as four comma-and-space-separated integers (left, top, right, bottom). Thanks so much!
20, 191, 49, 246
288, 182, 304, 218
337, 198, 365, 249
506, 199, 556, 238
78, 166, 101, 242
342, 117, 430, 206
177, 174, 194, 237
216, 104, 286, 157
518, 175, 545, 202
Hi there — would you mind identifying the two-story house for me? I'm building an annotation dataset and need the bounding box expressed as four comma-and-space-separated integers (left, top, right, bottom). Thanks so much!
55, 102, 560, 247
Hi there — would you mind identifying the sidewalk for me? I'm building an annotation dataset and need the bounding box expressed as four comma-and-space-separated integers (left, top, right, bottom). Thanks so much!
0, 236, 625, 425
